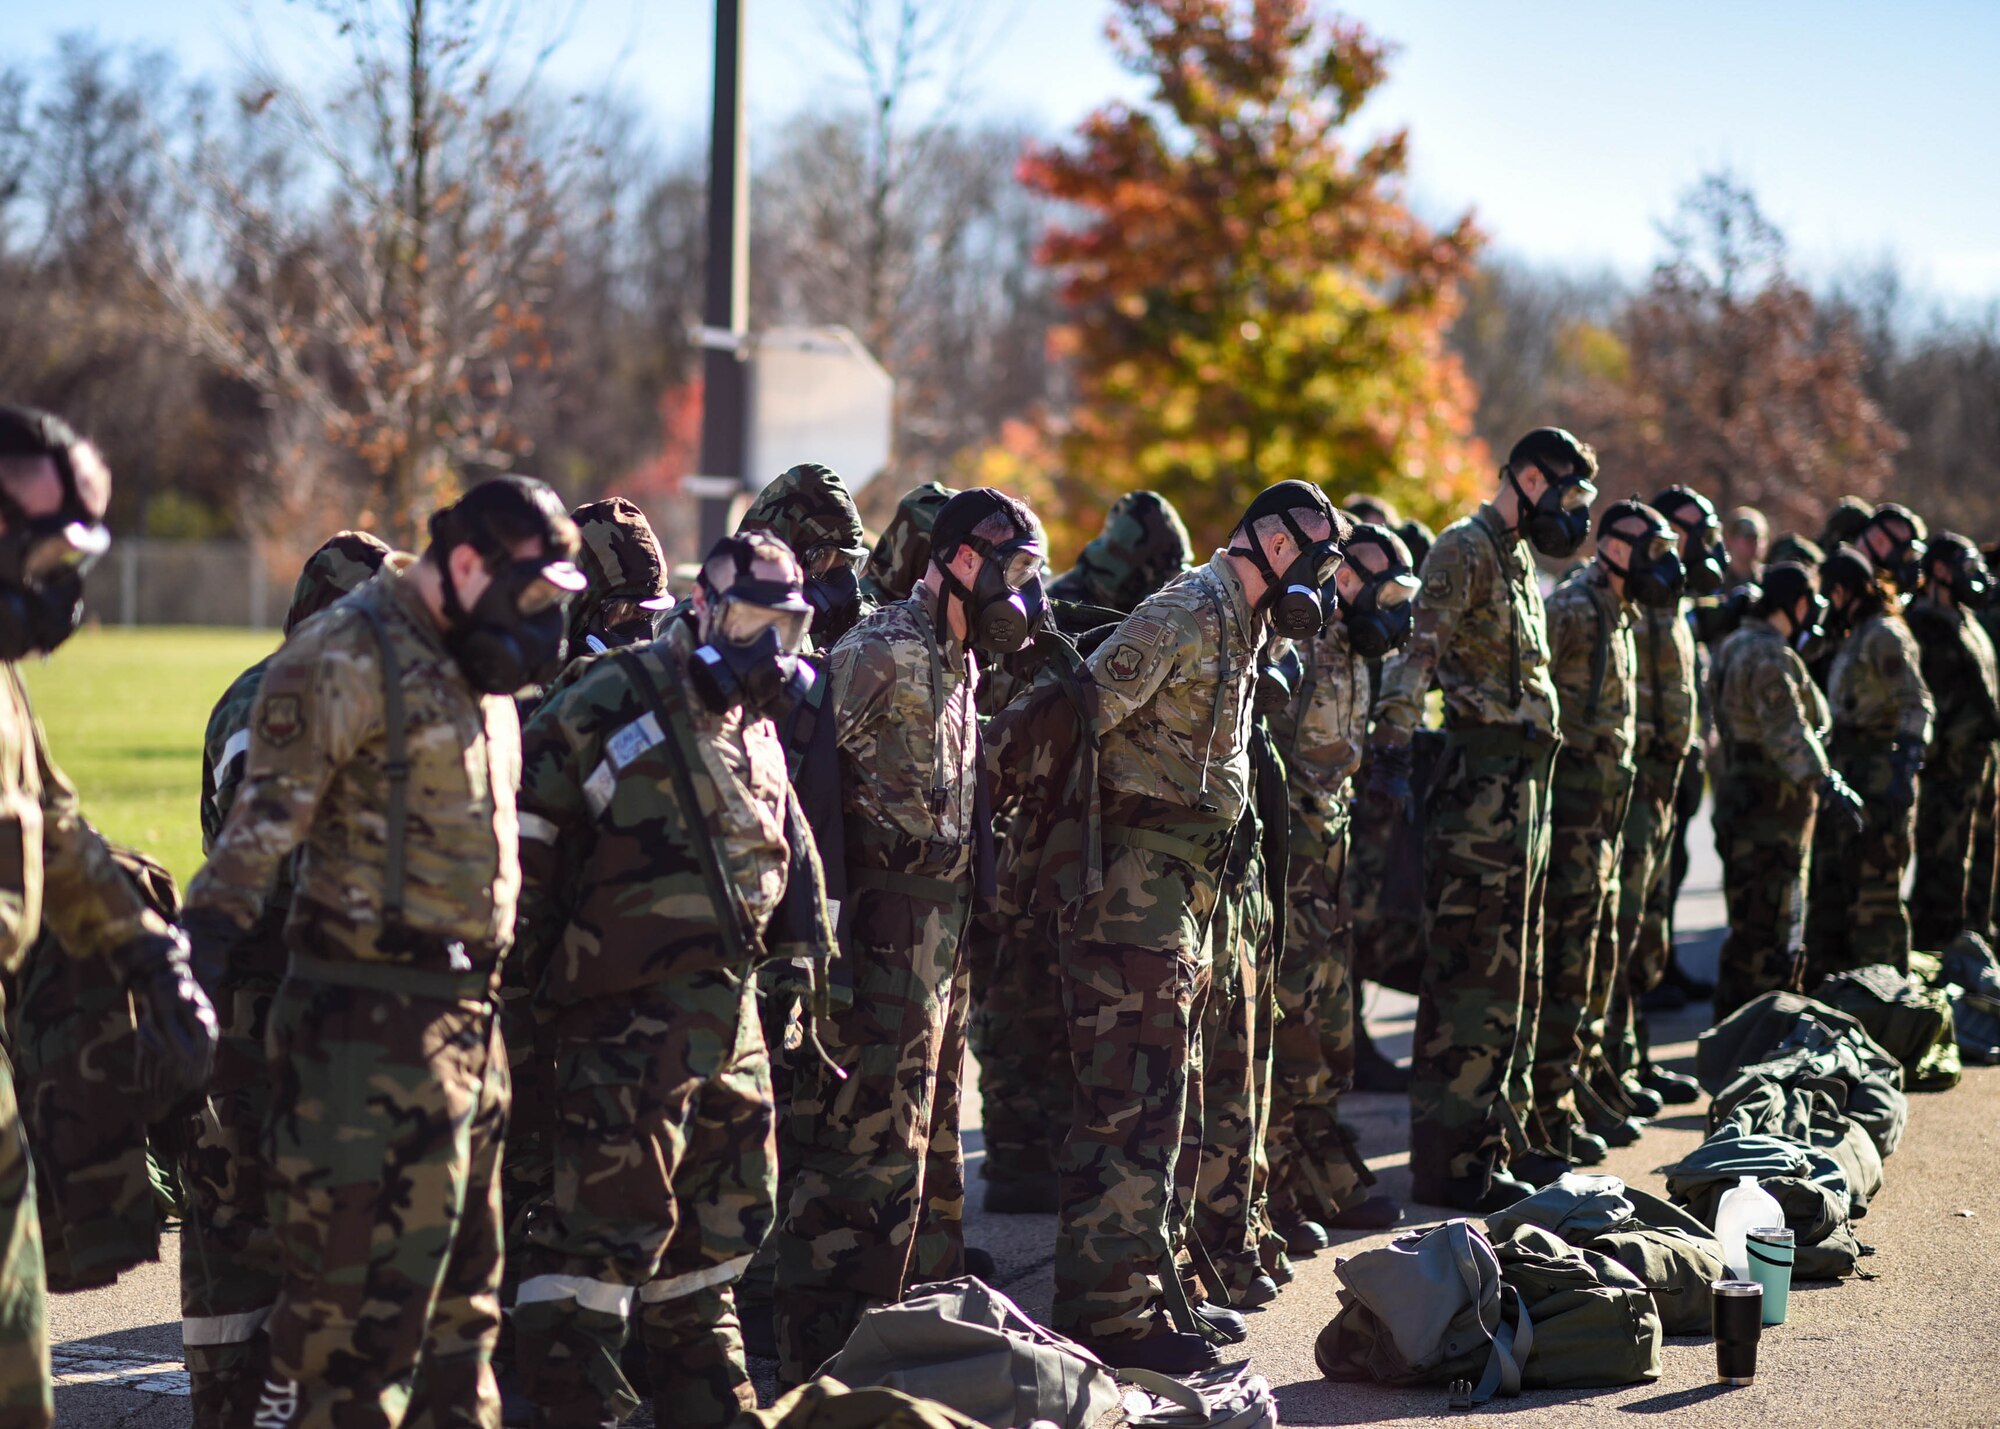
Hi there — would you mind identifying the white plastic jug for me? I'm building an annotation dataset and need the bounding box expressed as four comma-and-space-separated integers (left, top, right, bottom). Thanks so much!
1714, 1175, 1786, 1278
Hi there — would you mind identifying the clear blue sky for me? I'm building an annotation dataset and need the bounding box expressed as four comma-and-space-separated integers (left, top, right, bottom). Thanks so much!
11, 0, 2000, 301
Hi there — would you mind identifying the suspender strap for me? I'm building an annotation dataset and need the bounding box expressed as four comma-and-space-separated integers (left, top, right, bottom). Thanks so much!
355, 603, 412, 935
1473, 519, 1523, 708
614, 651, 767, 970
1100, 822, 1225, 869
1647, 605, 1667, 743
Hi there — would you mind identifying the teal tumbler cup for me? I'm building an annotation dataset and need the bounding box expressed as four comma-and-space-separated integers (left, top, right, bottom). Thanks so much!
1745, 1226, 1795, 1325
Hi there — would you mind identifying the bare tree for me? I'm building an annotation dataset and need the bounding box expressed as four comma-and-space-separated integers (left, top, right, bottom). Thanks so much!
1577, 172, 1904, 528
141, 0, 584, 547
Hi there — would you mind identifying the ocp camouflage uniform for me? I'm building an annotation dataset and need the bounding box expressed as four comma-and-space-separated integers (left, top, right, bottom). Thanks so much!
1262, 628, 1373, 1229
1054, 552, 1263, 1343
1907, 600, 2000, 949
1805, 608, 1934, 980
1374, 503, 1558, 1192
1535, 566, 1637, 1145
973, 494, 1191, 1211
183, 532, 388, 1429
509, 619, 832, 1427
1609, 599, 1698, 1081
185, 556, 520, 1429
858, 482, 954, 607
1709, 617, 1831, 1017
0, 666, 178, 1429
772, 582, 979, 1381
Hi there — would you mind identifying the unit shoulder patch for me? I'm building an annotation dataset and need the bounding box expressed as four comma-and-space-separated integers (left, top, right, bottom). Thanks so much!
258, 693, 305, 748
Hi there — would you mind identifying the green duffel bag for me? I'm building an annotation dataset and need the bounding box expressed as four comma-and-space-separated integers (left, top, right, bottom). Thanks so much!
1485, 1174, 1727, 1336
1815, 963, 1959, 1091
1663, 1131, 1866, 1280
1709, 1073, 1885, 1215
729, 1378, 980, 1429
1491, 1226, 1664, 1389
1937, 932, 2000, 1064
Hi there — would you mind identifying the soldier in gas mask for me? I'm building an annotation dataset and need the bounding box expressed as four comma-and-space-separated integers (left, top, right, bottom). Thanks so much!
0, 406, 217, 1429
1605, 487, 1714, 1111
1534, 502, 1684, 1167
1907, 534, 2000, 949
1368, 428, 1596, 1214
182, 476, 583, 1428
509, 532, 833, 1428
1051, 481, 1347, 1375
183, 530, 390, 1428
1262, 523, 1418, 1256
565, 498, 674, 657
771, 488, 1044, 1381
1803, 516, 1935, 983
1709, 563, 1861, 1016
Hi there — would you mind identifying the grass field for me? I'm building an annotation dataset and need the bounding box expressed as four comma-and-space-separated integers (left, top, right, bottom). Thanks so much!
21, 626, 279, 888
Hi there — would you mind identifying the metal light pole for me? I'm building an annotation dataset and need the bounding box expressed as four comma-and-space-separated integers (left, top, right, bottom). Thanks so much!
694, 0, 749, 549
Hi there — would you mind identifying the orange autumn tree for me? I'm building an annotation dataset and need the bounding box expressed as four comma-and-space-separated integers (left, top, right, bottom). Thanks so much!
1018, 0, 1487, 544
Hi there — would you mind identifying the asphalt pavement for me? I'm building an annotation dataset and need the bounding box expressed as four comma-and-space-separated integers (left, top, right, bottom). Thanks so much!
53, 807, 2000, 1426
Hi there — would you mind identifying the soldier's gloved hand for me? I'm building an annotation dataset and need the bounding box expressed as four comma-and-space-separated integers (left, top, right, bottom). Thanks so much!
1817, 771, 1865, 834
1886, 739, 1924, 812
178, 905, 242, 998
127, 927, 219, 1113
1364, 738, 1415, 820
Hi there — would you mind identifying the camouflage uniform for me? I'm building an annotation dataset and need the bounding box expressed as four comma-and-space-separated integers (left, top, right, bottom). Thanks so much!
858, 483, 954, 607
1805, 608, 1934, 980
1709, 617, 1832, 1017
731, 462, 873, 1329
974, 493, 1192, 1210
1261, 629, 1373, 1228
564, 499, 670, 653
182, 533, 388, 1429
1053, 553, 1263, 1343
509, 618, 832, 1428
0, 667, 179, 1429
1535, 566, 1637, 1144
1191, 789, 1278, 1299
185, 558, 521, 1429
1374, 503, 1558, 1192
772, 582, 979, 1381
1907, 600, 2000, 948
1609, 600, 1698, 1079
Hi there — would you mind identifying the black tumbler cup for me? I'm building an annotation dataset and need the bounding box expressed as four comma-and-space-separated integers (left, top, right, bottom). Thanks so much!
1712, 1278, 1764, 1385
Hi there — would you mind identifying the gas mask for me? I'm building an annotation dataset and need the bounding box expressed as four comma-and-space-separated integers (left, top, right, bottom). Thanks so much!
0, 510, 107, 661
1231, 501, 1344, 639
1792, 593, 1830, 657
1941, 549, 1994, 610
801, 543, 866, 648
689, 593, 815, 718
0, 420, 112, 662
944, 531, 1047, 657
580, 596, 668, 656
1603, 522, 1688, 609
1678, 520, 1727, 596
442, 554, 581, 694
1340, 563, 1422, 658
1509, 463, 1597, 559
1863, 520, 1926, 595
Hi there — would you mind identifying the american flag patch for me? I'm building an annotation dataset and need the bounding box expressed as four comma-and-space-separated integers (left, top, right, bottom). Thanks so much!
1124, 614, 1168, 647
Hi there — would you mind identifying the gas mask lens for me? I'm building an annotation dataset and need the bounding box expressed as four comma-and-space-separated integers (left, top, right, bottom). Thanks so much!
803, 543, 863, 579
715, 596, 810, 654
1557, 478, 1597, 512
1378, 572, 1420, 608
998, 545, 1043, 590
22, 520, 110, 582
501, 558, 585, 616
